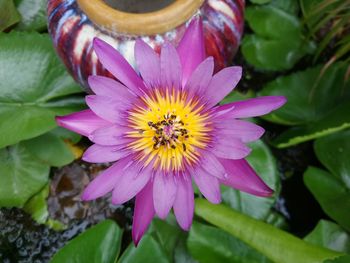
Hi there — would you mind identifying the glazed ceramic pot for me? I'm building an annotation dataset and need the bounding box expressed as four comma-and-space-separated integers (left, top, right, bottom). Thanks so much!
47, 0, 244, 91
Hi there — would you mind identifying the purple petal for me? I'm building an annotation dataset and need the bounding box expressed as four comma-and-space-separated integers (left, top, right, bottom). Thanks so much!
112, 162, 153, 204
82, 144, 129, 163
197, 150, 227, 179
81, 156, 132, 201
132, 181, 155, 246
56, 109, 110, 137
135, 39, 161, 88
204, 66, 242, 108
220, 158, 274, 197
89, 124, 131, 145
93, 38, 146, 95
85, 95, 128, 123
184, 57, 214, 99
216, 96, 287, 118
177, 18, 205, 86
173, 175, 194, 230
88, 75, 136, 101
160, 42, 182, 90
153, 171, 177, 219
215, 120, 265, 142
192, 168, 221, 204
211, 138, 251, 159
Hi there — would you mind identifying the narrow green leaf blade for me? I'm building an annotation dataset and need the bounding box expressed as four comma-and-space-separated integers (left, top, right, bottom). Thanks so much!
188, 222, 271, 263
194, 199, 343, 263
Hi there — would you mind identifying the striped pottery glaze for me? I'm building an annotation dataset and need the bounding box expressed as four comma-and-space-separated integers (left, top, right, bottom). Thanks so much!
47, 0, 245, 91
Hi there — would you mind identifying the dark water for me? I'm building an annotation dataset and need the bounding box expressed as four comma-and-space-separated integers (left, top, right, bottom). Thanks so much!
103, 0, 174, 13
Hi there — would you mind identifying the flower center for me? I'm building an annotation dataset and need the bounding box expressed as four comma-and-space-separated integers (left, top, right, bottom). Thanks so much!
126, 89, 212, 172
148, 114, 188, 151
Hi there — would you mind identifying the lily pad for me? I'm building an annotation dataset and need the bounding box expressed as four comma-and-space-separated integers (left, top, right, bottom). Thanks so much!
0, 0, 21, 31
51, 220, 122, 263
14, 0, 47, 31
304, 220, 350, 253
242, 6, 314, 71
259, 63, 350, 147
22, 131, 76, 167
304, 130, 350, 231
188, 222, 271, 263
221, 140, 280, 220
0, 31, 83, 149
314, 129, 350, 188
304, 167, 350, 232
0, 143, 50, 207
119, 234, 169, 263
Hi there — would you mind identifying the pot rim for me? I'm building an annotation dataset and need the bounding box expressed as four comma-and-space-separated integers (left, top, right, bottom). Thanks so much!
76, 0, 204, 36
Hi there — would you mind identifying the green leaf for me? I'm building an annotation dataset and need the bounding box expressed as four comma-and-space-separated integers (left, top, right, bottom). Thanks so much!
314, 130, 350, 187
149, 218, 184, 260
249, 0, 271, 4
246, 6, 301, 39
14, 0, 47, 31
194, 199, 343, 263
0, 0, 21, 31
242, 6, 314, 71
118, 234, 170, 263
22, 131, 75, 167
259, 63, 350, 147
324, 255, 350, 263
0, 31, 84, 148
269, 0, 299, 15
51, 220, 122, 263
304, 220, 350, 253
0, 143, 50, 207
23, 184, 49, 224
149, 217, 196, 263
271, 102, 350, 148
304, 166, 350, 232
188, 222, 271, 263
221, 140, 280, 220
51, 126, 82, 144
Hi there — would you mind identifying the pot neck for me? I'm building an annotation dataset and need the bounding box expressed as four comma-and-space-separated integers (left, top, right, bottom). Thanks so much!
76, 0, 205, 36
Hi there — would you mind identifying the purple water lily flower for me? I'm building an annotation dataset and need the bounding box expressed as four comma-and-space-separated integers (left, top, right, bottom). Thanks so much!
56, 18, 286, 245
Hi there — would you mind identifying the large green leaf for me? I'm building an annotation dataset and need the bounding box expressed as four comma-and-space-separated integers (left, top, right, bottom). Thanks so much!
14, 0, 47, 31
314, 130, 350, 187
188, 222, 271, 263
118, 234, 169, 263
0, 0, 20, 31
0, 143, 50, 207
22, 131, 76, 167
304, 166, 350, 232
0, 31, 83, 148
194, 199, 343, 263
259, 63, 350, 147
304, 220, 350, 254
221, 140, 280, 220
51, 220, 122, 263
242, 6, 314, 71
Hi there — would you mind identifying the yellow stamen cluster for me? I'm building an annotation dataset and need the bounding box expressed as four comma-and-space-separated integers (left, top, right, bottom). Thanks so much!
126, 89, 212, 172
